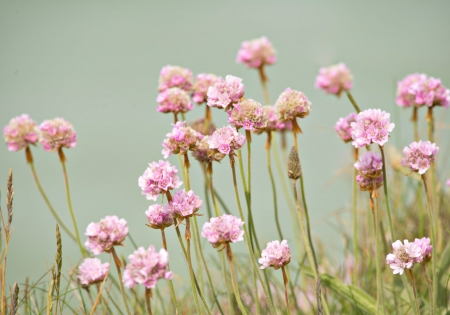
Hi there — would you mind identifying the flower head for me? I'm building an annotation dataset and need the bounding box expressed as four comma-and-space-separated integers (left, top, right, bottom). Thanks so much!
39, 118, 77, 152
396, 73, 428, 107
188, 118, 216, 136
227, 99, 267, 131
201, 214, 244, 248
145, 204, 174, 229
208, 125, 245, 155
386, 239, 422, 275
253, 106, 288, 134
85, 216, 128, 255
3, 114, 39, 151
408, 76, 450, 108
402, 141, 439, 175
236, 36, 276, 68
77, 258, 110, 286
162, 121, 203, 158
169, 190, 202, 218
350, 109, 395, 148
191, 136, 226, 164
158, 65, 193, 92
275, 88, 312, 121
157, 87, 193, 114
413, 237, 432, 263
335, 112, 357, 143
259, 240, 291, 270
354, 152, 383, 192
207, 75, 245, 109
138, 160, 182, 201
447, 179, 450, 187
315, 63, 353, 96
123, 246, 172, 289
192, 73, 221, 104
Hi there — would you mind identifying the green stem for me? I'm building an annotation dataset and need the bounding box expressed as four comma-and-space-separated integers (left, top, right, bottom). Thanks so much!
352, 148, 359, 286
418, 182, 425, 237
412, 107, 419, 142
111, 248, 132, 315
422, 263, 433, 315
299, 176, 318, 271
207, 164, 221, 217
281, 267, 291, 315
160, 229, 181, 314
370, 193, 385, 314
408, 269, 420, 315
258, 65, 271, 105
186, 220, 201, 314
345, 91, 361, 113
378, 146, 395, 241
267, 132, 283, 239
145, 288, 152, 315
227, 245, 248, 315
221, 250, 236, 315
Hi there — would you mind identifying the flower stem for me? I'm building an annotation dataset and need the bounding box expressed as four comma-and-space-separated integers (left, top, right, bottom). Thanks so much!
281, 266, 291, 315
422, 263, 433, 315
266, 132, 283, 240
345, 91, 361, 113
145, 288, 152, 315
426, 107, 434, 143
408, 269, 420, 315
185, 217, 201, 314
352, 147, 359, 286
226, 245, 248, 315
412, 107, 419, 142
111, 247, 132, 315
378, 145, 395, 240
258, 65, 270, 105
207, 163, 221, 217
299, 175, 318, 270
160, 229, 181, 314
370, 193, 385, 314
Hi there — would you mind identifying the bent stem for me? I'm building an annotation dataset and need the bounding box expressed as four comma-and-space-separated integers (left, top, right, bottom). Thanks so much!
422, 263, 433, 315
408, 270, 420, 315
145, 288, 152, 315
111, 247, 132, 315
226, 244, 248, 315
352, 147, 359, 285
281, 266, 291, 315
160, 229, 181, 314
345, 91, 362, 113
266, 132, 283, 239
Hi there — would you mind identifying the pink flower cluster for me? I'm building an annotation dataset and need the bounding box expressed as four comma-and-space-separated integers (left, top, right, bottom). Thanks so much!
354, 152, 383, 192
227, 99, 267, 131
335, 112, 357, 143
138, 160, 182, 201
169, 190, 202, 217
123, 246, 172, 289
386, 238, 432, 275
254, 106, 288, 134
157, 87, 193, 114
447, 179, 450, 187
350, 109, 395, 148
145, 204, 174, 229
3, 114, 39, 151
207, 75, 245, 109
315, 63, 353, 96
275, 88, 312, 121
201, 214, 244, 248
191, 136, 226, 164
396, 74, 427, 107
402, 140, 439, 175
236, 36, 276, 68
208, 125, 246, 155
39, 118, 77, 152
259, 240, 291, 270
158, 65, 193, 92
192, 73, 221, 104
162, 121, 203, 158
77, 258, 110, 286
85, 216, 128, 255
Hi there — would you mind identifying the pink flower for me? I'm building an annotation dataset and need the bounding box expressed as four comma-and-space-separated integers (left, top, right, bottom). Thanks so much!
201, 214, 244, 248
85, 216, 128, 255
335, 112, 357, 143
123, 246, 172, 289
3, 114, 39, 151
158, 65, 193, 92
169, 189, 202, 217
188, 118, 216, 136
354, 152, 383, 192
275, 88, 312, 121
208, 125, 246, 155
253, 106, 287, 134
447, 179, 450, 187
236, 36, 276, 68
39, 118, 77, 152
157, 87, 193, 114
396, 74, 428, 107
77, 258, 110, 286
259, 240, 291, 270
413, 237, 432, 263
145, 204, 174, 229
350, 109, 395, 148
401, 141, 439, 175
192, 73, 221, 104
386, 239, 422, 275
161, 121, 203, 158
408, 76, 450, 108
138, 160, 182, 201
207, 75, 245, 109
192, 136, 226, 164
227, 99, 267, 131
315, 63, 353, 96
356, 175, 383, 192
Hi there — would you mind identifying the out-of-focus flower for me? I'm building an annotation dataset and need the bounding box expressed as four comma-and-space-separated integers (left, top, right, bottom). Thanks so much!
192, 136, 226, 164
169, 190, 202, 218
85, 216, 128, 255
227, 99, 267, 131
236, 36, 276, 68
386, 239, 422, 275
447, 179, 450, 187
188, 118, 216, 136
145, 204, 174, 229
354, 152, 383, 192
254, 105, 287, 134
401, 141, 439, 175
3, 114, 39, 151
192, 73, 221, 104
409, 76, 450, 108
123, 246, 172, 289
201, 214, 244, 248
335, 112, 357, 143
275, 88, 312, 121
350, 109, 395, 148
157, 87, 193, 114
39, 118, 77, 152
158, 65, 193, 92
413, 237, 432, 263
208, 125, 245, 155
78, 258, 109, 286
259, 240, 291, 270
138, 160, 182, 201
396, 73, 428, 107
207, 75, 245, 109
162, 121, 203, 158
315, 63, 353, 96
356, 175, 383, 192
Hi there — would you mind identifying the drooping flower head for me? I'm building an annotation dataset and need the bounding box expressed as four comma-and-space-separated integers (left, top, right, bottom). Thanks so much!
227, 99, 267, 131
208, 125, 246, 155
138, 160, 182, 201
158, 65, 193, 92
402, 141, 439, 175
354, 152, 383, 192
191, 136, 226, 164
396, 73, 428, 107
3, 114, 39, 151
123, 246, 172, 289
145, 204, 174, 230
169, 189, 202, 218
413, 237, 432, 263
192, 73, 221, 104
157, 87, 193, 114
85, 216, 128, 255
39, 118, 77, 152
236, 36, 276, 68
207, 75, 245, 109
386, 239, 422, 275
259, 240, 291, 270
77, 258, 110, 286
201, 214, 244, 248
162, 121, 203, 158
408, 76, 450, 108
188, 118, 216, 136
315, 63, 353, 96
335, 112, 357, 143
350, 109, 395, 148
275, 88, 312, 121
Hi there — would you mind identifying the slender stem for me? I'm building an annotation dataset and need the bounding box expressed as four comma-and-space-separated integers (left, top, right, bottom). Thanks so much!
253, 269, 261, 315
422, 263, 434, 315
258, 65, 270, 105
370, 193, 385, 314
352, 147, 359, 285
408, 269, 420, 315
221, 251, 236, 315
185, 217, 201, 314
345, 91, 362, 113
227, 245, 248, 315
412, 107, 419, 142
111, 248, 132, 315
427, 107, 434, 143
418, 182, 425, 237
207, 164, 221, 217
378, 146, 395, 240
267, 133, 283, 239
299, 176, 318, 270
160, 229, 181, 314
145, 288, 152, 315
281, 267, 291, 315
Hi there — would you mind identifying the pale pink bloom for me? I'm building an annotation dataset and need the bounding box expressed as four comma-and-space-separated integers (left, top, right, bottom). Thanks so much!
386, 239, 422, 275
396, 73, 428, 107
162, 121, 203, 158
188, 118, 216, 136
236, 36, 276, 68
356, 175, 383, 192
254, 105, 287, 134
3, 114, 39, 151
169, 189, 202, 217
350, 109, 395, 148
207, 75, 245, 109
77, 258, 110, 286
158, 65, 193, 92
408, 76, 450, 108
401, 141, 439, 175
39, 118, 77, 152
85, 216, 128, 255
157, 87, 193, 114
335, 112, 357, 143
259, 240, 291, 270
275, 88, 312, 121
413, 237, 432, 263
191, 136, 226, 164
315, 63, 353, 96
201, 214, 244, 248
208, 125, 246, 155
192, 73, 221, 104
447, 179, 450, 187
123, 246, 172, 289
138, 160, 182, 201
227, 99, 267, 131
354, 152, 383, 178
145, 204, 174, 229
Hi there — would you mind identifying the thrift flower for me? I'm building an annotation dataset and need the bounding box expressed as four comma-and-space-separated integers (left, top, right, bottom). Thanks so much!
78, 258, 110, 286
158, 65, 193, 92
335, 113, 357, 143
189, 118, 216, 136
85, 216, 128, 255
208, 125, 246, 155
227, 99, 267, 131
413, 237, 432, 263
254, 105, 287, 134
207, 75, 245, 109
145, 204, 174, 229
161, 121, 203, 158
386, 239, 422, 275
39, 118, 77, 152
259, 240, 291, 270
191, 136, 226, 164
192, 73, 221, 104
169, 190, 202, 218
402, 141, 439, 175
236, 36, 276, 68
201, 214, 244, 248
396, 73, 427, 107
350, 108, 395, 148
138, 160, 182, 201
157, 87, 193, 114
315, 63, 353, 96
408, 76, 450, 108
275, 88, 312, 121
447, 179, 450, 187
3, 114, 39, 151
354, 152, 383, 192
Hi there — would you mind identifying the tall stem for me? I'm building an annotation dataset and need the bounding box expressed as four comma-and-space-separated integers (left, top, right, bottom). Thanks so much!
408, 270, 420, 315
258, 65, 271, 105
370, 193, 385, 314
345, 91, 362, 113
422, 263, 433, 315
378, 146, 395, 240
426, 107, 434, 143
281, 267, 291, 315
412, 107, 419, 142
145, 289, 152, 315
299, 176, 318, 270
111, 248, 132, 315
185, 218, 201, 314
352, 147, 359, 285
266, 132, 283, 239
226, 245, 248, 315
207, 164, 221, 217
160, 229, 181, 314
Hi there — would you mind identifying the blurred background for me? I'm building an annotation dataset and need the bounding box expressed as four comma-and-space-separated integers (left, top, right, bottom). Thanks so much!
1, 1, 449, 290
